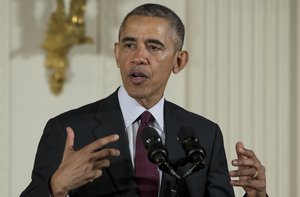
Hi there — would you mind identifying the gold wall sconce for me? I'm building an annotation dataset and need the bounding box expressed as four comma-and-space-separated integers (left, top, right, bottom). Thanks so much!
42, 0, 93, 95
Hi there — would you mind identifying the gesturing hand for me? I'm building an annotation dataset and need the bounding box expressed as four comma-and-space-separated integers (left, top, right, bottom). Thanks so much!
50, 127, 120, 197
229, 142, 267, 197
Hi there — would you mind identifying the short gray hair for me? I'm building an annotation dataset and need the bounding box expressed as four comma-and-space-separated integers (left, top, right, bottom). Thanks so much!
118, 3, 185, 51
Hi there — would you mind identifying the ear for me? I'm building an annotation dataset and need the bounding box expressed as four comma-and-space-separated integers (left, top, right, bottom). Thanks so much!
172, 50, 189, 74
114, 42, 120, 68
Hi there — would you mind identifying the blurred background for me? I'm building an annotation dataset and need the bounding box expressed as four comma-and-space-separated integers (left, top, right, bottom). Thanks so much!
0, 0, 299, 196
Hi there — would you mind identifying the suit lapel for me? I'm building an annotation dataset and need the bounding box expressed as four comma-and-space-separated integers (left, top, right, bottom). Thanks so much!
160, 101, 186, 197
164, 101, 184, 161
91, 91, 137, 193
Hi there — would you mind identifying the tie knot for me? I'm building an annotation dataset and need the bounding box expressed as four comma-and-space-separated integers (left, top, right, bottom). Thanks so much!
140, 111, 152, 127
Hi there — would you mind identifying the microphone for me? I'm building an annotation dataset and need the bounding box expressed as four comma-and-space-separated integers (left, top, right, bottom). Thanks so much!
141, 127, 181, 179
177, 127, 206, 167
141, 127, 168, 165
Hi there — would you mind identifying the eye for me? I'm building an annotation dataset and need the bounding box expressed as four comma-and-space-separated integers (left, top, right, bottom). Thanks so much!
124, 43, 133, 48
148, 44, 162, 51
123, 42, 135, 49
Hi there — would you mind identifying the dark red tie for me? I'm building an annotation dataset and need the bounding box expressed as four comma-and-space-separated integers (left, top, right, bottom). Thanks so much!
135, 111, 159, 197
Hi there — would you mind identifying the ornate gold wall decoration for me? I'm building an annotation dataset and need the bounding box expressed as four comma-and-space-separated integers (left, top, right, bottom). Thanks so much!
42, 0, 93, 95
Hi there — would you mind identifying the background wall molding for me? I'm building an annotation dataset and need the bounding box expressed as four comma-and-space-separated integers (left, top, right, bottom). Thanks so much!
0, 0, 10, 196
291, 0, 300, 196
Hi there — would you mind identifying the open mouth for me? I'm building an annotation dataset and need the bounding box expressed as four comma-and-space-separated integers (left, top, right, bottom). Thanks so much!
130, 73, 147, 78
129, 72, 149, 84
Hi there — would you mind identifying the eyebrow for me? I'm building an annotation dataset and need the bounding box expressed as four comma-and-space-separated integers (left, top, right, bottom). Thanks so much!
146, 39, 165, 48
120, 37, 165, 48
120, 37, 136, 43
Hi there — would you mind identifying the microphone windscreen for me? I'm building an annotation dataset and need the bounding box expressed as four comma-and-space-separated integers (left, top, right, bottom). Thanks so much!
141, 127, 159, 147
178, 126, 197, 144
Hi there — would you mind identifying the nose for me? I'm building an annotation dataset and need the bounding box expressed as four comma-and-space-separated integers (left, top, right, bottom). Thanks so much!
131, 46, 149, 65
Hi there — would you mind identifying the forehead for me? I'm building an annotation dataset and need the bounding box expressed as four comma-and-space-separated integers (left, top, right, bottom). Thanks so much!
120, 15, 174, 42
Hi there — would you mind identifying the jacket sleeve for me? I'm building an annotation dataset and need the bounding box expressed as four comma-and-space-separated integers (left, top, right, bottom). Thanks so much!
20, 118, 66, 197
205, 124, 235, 196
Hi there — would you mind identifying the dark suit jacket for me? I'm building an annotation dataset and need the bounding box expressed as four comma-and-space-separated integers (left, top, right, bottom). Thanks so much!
21, 90, 235, 197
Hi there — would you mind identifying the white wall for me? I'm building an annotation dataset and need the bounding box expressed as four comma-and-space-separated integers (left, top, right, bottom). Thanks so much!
0, 0, 299, 196
0, 0, 10, 196
185, 1, 296, 196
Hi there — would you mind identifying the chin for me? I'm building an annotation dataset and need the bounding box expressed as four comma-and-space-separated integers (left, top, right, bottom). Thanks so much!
127, 90, 147, 100
124, 84, 151, 99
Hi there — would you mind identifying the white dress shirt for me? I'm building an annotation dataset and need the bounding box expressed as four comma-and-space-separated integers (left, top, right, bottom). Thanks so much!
117, 85, 166, 166
118, 85, 165, 196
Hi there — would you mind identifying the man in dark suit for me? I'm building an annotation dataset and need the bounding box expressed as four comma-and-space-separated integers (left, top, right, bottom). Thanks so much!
21, 3, 267, 197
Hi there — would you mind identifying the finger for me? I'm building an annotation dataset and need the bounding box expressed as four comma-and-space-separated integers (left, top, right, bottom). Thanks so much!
84, 134, 119, 153
235, 142, 259, 161
234, 142, 262, 169
94, 159, 110, 169
230, 163, 266, 181
230, 179, 266, 192
88, 169, 103, 183
64, 127, 75, 153
91, 148, 120, 162
229, 168, 257, 178
232, 158, 256, 168
235, 141, 245, 159
240, 148, 259, 162
232, 155, 262, 171
94, 169, 103, 179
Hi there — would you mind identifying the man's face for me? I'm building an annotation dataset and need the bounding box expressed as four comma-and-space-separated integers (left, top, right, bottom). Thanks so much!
114, 15, 184, 108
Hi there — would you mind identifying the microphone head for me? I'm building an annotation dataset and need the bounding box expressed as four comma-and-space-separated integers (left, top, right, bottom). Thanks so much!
177, 126, 198, 147
178, 127, 206, 164
141, 127, 168, 164
141, 127, 161, 148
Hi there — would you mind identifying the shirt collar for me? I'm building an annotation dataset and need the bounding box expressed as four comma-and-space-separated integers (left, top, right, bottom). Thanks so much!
118, 85, 164, 131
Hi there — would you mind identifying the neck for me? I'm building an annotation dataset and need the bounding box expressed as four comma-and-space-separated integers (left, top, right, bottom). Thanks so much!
135, 95, 163, 109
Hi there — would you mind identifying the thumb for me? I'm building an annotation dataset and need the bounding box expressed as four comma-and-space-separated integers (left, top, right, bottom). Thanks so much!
64, 127, 75, 154
235, 141, 245, 159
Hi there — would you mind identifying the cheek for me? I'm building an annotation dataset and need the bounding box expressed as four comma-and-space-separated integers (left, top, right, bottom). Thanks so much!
117, 49, 132, 62
152, 65, 173, 83
118, 56, 131, 71
119, 66, 128, 78
153, 58, 176, 75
